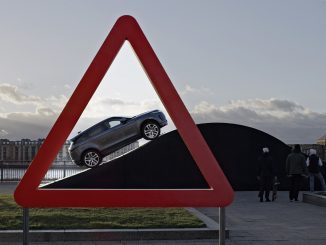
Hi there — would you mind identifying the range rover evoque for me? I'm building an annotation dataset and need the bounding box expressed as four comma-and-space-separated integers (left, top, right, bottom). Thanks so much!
68, 110, 168, 168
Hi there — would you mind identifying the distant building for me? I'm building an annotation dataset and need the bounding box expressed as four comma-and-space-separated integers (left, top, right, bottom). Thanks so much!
0, 138, 139, 164
0, 138, 70, 163
316, 135, 326, 145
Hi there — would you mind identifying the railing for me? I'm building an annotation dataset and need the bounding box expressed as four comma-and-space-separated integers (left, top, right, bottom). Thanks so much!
0, 160, 85, 182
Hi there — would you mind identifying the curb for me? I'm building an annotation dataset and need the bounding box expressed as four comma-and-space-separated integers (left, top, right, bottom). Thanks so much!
303, 192, 326, 207
0, 209, 229, 242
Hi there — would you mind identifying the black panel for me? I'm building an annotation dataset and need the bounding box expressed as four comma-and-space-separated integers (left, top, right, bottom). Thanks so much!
42, 123, 291, 190
198, 123, 291, 190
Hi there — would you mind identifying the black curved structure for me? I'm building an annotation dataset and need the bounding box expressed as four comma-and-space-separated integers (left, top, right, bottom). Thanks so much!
43, 123, 291, 190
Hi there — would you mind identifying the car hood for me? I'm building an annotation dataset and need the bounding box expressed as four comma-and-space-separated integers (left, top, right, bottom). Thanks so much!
70, 133, 82, 143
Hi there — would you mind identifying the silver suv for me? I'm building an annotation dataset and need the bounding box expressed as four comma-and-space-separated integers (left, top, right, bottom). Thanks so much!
68, 110, 167, 168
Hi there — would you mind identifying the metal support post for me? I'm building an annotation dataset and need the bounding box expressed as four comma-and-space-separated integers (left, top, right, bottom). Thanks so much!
23, 208, 29, 245
0, 161, 3, 182
219, 207, 225, 245
63, 161, 66, 178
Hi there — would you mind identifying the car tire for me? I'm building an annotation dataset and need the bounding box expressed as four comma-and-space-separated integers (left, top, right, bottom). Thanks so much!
142, 121, 160, 140
82, 149, 102, 168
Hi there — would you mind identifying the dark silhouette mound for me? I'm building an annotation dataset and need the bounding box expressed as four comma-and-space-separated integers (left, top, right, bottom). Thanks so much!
43, 123, 291, 190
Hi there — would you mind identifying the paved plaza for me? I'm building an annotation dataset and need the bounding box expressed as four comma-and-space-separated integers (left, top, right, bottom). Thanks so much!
0, 182, 325, 244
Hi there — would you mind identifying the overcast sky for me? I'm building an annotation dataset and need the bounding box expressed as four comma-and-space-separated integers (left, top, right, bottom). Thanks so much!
0, 0, 326, 143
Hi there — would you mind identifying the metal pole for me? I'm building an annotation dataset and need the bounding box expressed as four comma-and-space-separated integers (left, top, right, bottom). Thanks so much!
23, 208, 29, 245
0, 161, 3, 182
63, 161, 66, 178
219, 207, 225, 245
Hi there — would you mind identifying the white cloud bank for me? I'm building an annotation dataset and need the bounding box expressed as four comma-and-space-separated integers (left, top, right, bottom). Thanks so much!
0, 83, 166, 139
192, 98, 326, 143
1, 83, 326, 143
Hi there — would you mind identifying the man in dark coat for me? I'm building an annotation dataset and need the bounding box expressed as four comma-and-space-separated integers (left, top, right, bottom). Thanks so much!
286, 144, 308, 201
257, 147, 276, 202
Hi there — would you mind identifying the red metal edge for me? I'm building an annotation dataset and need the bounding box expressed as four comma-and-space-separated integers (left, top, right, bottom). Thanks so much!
14, 15, 234, 208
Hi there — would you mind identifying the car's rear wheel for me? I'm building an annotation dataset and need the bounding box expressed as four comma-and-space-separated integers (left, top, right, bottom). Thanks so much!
142, 121, 160, 140
82, 149, 102, 168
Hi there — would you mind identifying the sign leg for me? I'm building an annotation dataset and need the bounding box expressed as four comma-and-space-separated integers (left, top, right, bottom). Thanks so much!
23, 208, 29, 245
219, 207, 225, 245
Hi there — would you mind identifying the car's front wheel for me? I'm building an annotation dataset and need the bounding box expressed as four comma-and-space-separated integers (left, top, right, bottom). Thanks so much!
82, 149, 102, 168
142, 121, 160, 140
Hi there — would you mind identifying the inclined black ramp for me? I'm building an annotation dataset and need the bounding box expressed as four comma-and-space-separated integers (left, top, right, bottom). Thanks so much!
43, 127, 209, 189
42, 123, 291, 190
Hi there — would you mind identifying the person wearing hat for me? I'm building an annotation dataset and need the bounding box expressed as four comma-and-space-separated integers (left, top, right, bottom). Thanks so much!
306, 149, 326, 192
286, 144, 309, 202
257, 147, 276, 202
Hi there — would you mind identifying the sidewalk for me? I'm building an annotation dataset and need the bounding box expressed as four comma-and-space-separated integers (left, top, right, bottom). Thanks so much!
0, 181, 18, 194
1, 182, 325, 244
199, 191, 326, 245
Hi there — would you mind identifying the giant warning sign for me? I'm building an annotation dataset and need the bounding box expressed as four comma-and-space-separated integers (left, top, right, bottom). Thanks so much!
14, 15, 234, 208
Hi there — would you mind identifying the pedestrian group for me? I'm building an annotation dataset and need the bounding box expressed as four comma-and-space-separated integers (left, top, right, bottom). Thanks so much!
257, 144, 326, 202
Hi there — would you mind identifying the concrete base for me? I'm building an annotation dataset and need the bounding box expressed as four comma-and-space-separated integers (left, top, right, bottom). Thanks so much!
0, 228, 226, 242
303, 192, 326, 207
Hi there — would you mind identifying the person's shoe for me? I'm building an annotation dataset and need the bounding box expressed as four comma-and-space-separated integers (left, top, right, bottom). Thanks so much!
290, 199, 294, 202
260, 198, 263, 202
295, 199, 299, 202
265, 198, 271, 202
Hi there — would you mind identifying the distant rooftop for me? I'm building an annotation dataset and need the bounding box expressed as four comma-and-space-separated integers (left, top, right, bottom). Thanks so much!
317, 135, 326, 140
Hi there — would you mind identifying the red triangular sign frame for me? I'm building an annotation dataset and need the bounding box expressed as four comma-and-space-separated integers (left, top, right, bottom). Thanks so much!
14, 15, 234, 208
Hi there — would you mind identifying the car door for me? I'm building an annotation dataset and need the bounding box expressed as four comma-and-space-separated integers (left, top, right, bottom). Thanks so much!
97, 119, 125, 152
88, 123, 110, 152
117, 118, 139, 140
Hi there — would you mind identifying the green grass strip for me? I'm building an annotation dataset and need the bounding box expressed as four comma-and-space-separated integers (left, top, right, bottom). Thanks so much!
316, 191, 326, 196
0, 195, 204, 230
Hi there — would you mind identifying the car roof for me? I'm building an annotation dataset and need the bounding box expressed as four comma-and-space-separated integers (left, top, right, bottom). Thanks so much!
70, 116, 129, 142
70, 110, 161, 142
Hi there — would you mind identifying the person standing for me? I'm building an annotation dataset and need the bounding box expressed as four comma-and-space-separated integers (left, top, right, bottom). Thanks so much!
286, 144, 308, 202
257, 147, 275, 202
306, 149, 326, 192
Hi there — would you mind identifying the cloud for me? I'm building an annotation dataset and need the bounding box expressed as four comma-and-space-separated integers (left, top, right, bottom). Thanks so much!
64, 84, 71, 89
80, 97, 163, 119
0, 83, 67, 139
0, 82, 170, 139
100, 98, 137, 106
0, 83, 41, 104
180, 84, 214, 96
191, 98, 326, 144
0, 109, 58, 140
2, 82, 323, 143
0, 83, 68, 109
0, 129, 9, 136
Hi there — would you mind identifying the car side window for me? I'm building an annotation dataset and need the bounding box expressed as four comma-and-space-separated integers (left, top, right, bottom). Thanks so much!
109, 120, 121, 128
104, 121, 111, 129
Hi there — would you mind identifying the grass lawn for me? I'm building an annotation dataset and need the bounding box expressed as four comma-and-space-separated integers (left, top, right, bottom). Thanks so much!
0, 195, 204, 230
316, 191, 326, 196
